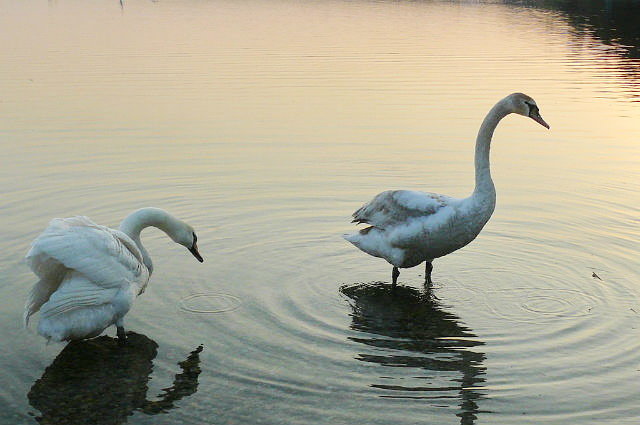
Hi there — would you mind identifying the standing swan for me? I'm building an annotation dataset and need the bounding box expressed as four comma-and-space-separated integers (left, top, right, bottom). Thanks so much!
24, 208, 204, 343
344, 93, 549, 288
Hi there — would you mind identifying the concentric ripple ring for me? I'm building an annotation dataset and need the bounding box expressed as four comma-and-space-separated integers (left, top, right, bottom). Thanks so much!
179, 293, 242, 314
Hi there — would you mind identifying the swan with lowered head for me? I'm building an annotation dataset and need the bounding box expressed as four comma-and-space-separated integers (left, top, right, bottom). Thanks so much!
24, 207, 204, 343
344, 93, 549, 288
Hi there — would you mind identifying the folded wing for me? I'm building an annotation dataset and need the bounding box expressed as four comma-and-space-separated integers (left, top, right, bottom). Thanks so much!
351, 190, 450, 230
24, 216, 148, 326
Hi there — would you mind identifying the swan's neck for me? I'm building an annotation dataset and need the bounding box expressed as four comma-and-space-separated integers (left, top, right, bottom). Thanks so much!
473, 101, 509, 197
119, 208, 181, 275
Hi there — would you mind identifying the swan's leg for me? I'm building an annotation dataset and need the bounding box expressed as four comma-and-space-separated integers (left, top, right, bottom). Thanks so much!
425, 261, 433, 285
392, 267, 400, 288
116, 319, 127, 345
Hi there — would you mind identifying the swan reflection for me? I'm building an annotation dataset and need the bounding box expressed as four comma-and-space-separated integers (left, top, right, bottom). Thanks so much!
28, 332, 203, 424
340, 283, 487, 425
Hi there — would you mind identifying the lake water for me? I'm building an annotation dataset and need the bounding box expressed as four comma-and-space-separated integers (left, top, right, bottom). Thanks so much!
1, 0, 639, 424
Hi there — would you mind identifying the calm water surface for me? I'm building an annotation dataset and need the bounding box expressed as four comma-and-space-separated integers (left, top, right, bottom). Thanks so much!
1, 1, 639, 424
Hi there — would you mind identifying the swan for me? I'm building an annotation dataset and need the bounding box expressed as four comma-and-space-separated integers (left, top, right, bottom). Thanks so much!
24, 207, 204, 343
344, 93, 549, 288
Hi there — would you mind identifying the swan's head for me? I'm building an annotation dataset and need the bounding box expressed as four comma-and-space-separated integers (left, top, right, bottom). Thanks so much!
506, 93, 550, 129
119, 207, 205, 263
171, 223, 204, 263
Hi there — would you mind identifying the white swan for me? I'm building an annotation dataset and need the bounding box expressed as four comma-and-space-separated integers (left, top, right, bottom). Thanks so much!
24, 207, 204, 343
344, 93, 549, 287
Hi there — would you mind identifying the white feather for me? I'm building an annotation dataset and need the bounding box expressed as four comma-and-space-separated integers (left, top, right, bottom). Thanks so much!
24, 208, 202, 342
344, 190, 480, 268
24, 217, 148, 341
344, 93, 549, 271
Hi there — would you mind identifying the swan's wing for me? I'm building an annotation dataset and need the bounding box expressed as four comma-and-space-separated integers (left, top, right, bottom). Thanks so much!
351, 190, 450, 230
24, 277, 64, 326
25, 216, 147, 324
39, 275, 121, 319
37, 272, 136, 341
26, 216, 146, 287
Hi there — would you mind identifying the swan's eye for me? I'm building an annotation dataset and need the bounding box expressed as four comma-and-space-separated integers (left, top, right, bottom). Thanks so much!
525, 101, 538, 117
192, 232, 197, 244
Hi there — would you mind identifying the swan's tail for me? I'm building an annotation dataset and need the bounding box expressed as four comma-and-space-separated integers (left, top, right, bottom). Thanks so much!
343, 225, 375, 244
342, 232, 356, 243
342, 227, 390, 262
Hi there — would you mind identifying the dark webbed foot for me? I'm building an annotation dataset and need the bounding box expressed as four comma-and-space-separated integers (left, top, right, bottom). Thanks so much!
392, 266, 400, 289
117, 325, 127, 345
424, 261, 433, 286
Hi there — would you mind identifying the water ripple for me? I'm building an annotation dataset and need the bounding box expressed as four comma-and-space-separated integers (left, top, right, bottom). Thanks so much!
178, 293, 242, 314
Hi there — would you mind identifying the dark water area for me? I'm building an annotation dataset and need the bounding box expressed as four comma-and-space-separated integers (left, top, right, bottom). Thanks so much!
518, 0, 640, 99
28, 333, 203, 425
341, 283, 486, 424
524, 0, 640, 59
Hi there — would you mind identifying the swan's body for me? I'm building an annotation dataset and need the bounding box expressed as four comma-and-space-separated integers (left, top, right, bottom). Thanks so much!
24, 208, 203, 343
347, 189, 494, 268
344, 93, 549, 286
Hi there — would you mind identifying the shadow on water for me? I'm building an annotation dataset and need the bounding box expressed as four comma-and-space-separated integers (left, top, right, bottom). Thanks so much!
504, 0, 640, 101
515, 0, 640, 98
521, 0, 640, 57
340, 283, 487, 425
28, 332, 203, 425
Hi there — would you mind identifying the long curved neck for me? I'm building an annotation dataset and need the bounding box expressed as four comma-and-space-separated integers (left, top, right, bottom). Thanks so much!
473, 100, 509, 197
119, 208, 179, 275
